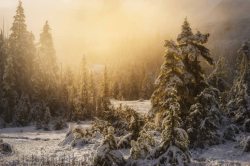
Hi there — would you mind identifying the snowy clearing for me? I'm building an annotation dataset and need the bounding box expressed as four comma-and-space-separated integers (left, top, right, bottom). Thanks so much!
111, 100, 151, 115
0, 101, 250, 165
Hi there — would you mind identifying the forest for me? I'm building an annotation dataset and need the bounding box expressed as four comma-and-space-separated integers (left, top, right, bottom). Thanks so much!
1, 0, 250, 165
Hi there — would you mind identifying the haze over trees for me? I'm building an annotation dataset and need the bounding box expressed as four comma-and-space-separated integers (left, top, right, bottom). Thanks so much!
1, 1, 250, 165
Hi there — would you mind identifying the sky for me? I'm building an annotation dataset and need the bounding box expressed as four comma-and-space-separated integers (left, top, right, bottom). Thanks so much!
0, 0, 221, 67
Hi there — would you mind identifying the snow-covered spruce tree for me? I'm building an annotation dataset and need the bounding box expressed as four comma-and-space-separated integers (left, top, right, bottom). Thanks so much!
148, 87, 190, 166
227, 42, 250, 126
150, 40, 186, 128
187, 87, 222, 148
177, 18, 213, 99
2, 54, 18, 123
9, 1, 36, 96
93, 126, 126, 166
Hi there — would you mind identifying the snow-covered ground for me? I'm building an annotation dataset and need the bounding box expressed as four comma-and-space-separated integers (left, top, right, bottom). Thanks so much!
1, 100, 250, 165
111, 99, 151, 115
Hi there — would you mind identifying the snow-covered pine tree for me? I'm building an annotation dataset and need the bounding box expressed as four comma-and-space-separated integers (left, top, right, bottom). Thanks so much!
177, 18, 213, 99
2, 55, 18, 123
8, 1, 36, 96
150, 40, 186, 128
227, 42, 250, 126
148, 87, 190, 166
187, 87, 222, 148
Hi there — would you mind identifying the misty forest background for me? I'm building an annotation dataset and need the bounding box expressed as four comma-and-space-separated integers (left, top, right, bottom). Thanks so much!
1, 0, 250, 165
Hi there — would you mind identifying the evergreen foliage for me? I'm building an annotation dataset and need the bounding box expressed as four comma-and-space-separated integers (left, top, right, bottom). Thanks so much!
227, 42, 250, 126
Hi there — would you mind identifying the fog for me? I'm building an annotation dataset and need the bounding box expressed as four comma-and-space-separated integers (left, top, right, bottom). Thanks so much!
0, 0, 221, 66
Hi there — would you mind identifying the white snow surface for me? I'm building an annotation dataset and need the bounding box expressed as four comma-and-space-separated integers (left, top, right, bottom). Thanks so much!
111, 99, 151, 115
0, 100, 250, 165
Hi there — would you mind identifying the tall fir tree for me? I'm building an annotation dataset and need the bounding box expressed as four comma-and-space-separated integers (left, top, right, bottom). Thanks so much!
8, 0, 36, 96
150, 40, 186, 127
38, 21, 58, 79
35, 21, 58, 115
227, 42, 250, 125
177, 18, 213, 98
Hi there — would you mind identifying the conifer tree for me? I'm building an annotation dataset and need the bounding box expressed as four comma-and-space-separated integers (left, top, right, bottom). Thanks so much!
129, 69, 139, 100
177, 18, 213, 97
90, 71, 97, 114
150, 40, 186, 126
8, 1, 36, 95
148, 87, 190, 165
39, 21, 58, 79
227, 42, 250, 125
102, 66, 111, 111
80, 55, 90, 118
208, 57, 228, 92
2, 55, 17, 123
0, 31, 7, 117
187, 87, 221, 148
0, 31, 7, 86
37, 21, 58, 105
112, 81, 120, 99
15, 94, 31, 126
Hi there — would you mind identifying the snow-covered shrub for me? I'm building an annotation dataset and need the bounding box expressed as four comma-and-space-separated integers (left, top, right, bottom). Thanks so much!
53, 118, 67, 130
97, 105, 144, 137
93, 126, 126, 166
187, 87, 222, 148
60, 126, 96, 148
0, 139, 13, 154
117, 133, 133, 149
130, 130, 155, 160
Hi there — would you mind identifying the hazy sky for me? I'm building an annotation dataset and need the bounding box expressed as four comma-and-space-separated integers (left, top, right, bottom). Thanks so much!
0, 0, 221, 66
